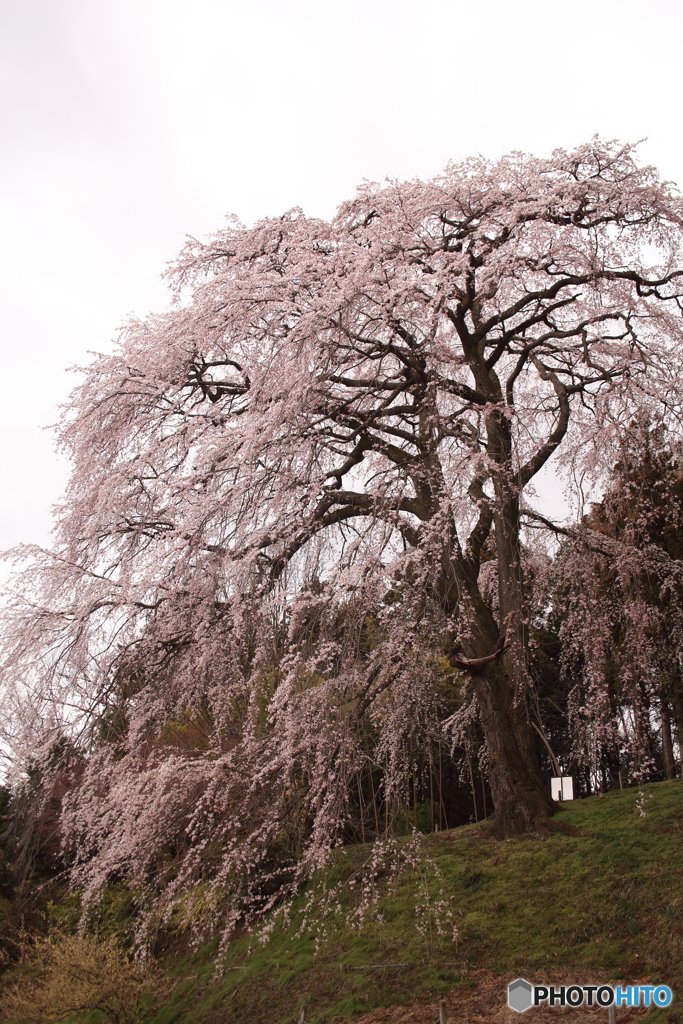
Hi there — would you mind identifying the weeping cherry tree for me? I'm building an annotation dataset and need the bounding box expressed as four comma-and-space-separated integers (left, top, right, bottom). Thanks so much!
2, 138, 683, 937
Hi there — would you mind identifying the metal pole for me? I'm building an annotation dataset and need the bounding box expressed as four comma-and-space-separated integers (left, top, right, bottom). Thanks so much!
608, 1004, 616, 1024
439, 998, 447, 1023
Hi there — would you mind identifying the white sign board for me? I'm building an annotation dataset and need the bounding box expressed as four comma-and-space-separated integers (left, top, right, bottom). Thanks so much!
550, 776, 574, 801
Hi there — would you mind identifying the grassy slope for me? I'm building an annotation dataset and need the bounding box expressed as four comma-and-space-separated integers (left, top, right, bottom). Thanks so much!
146, 778, 683, 1024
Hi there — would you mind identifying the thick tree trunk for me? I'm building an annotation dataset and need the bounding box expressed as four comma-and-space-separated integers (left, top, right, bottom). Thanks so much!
473, 662, 554, 835
435, 398, 556, 836
451, 584, 555, 836
483, 497, 555, 834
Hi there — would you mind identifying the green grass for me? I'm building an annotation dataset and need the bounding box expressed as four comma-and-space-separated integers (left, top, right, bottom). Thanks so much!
4, 780, 681, 1023
142, 778, 683, 1023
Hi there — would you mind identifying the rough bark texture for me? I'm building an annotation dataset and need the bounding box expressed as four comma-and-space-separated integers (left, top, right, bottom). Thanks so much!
474, 665, 554, 835
448, 583, 554, 835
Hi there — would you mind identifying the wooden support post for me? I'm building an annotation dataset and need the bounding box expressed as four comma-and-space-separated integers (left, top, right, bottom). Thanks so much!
608, 1004, 616, 1024
298, 1008, 305, 1024
439, 998, 447, 1023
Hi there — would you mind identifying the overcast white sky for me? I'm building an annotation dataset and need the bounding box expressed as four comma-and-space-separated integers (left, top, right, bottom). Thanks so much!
1, 0, 682, 552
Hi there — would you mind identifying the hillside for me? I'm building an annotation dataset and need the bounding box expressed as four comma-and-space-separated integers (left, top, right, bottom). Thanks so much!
137, 779, 683, 1024
1, 779, 681, 1023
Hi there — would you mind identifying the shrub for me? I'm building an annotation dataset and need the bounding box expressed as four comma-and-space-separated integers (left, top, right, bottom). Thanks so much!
0, 931, 169, 1024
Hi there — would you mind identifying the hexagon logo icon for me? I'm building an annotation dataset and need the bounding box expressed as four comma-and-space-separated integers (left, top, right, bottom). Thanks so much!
508, 978, 533, 1013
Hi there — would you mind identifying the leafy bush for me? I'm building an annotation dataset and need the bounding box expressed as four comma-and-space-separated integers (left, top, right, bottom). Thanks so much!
0, 931, 170, 1024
